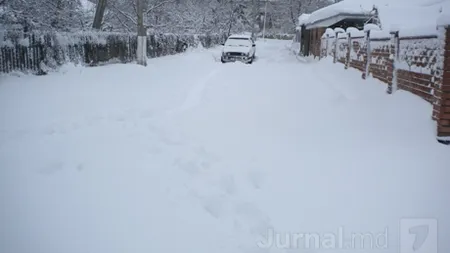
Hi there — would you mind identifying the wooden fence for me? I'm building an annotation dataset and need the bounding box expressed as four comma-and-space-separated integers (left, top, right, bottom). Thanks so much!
0, 31, 227, 74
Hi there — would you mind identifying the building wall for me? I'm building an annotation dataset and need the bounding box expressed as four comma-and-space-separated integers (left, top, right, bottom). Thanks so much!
301, 27, 325, 57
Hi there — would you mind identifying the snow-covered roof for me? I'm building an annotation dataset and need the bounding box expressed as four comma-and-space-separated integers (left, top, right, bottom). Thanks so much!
306, 0, 373, 28
298, 14, 311, 26
299, 0, 450, 32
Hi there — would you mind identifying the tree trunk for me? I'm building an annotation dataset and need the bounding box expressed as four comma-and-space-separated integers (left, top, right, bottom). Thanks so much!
136, 0, 147, 66
227, 3, 234, 37
251, 0, 259, 39
92, 0, 107, 29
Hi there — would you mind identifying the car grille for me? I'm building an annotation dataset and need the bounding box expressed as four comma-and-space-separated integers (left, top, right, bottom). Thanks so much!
227, 52, 245, 56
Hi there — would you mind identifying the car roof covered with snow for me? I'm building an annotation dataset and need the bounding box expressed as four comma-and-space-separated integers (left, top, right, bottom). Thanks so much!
228, 34, 253, 39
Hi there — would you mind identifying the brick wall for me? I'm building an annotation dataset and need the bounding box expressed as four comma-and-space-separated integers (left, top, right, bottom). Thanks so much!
336, 37, 348, 64
319, 26, 450, 144
397, 35, 443, 106
437, 28, 450, 143
349, 37, 366, 72
320, 35, 336, 59
368, 39, 392, 83
397, 70, 434, 102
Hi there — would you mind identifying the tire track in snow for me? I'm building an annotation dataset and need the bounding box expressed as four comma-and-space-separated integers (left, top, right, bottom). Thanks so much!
311, 64, 359, 103
167, 67, 222, 115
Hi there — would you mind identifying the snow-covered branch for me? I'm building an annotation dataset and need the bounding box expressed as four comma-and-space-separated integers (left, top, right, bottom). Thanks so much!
146, 0, 174, 14
0, 0, 332, 34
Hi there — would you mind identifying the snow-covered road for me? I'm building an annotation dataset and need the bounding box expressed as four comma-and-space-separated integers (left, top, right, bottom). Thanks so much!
0, 40, 449, 253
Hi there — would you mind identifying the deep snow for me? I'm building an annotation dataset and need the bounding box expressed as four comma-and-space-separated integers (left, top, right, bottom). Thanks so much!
0, 40, 449, 253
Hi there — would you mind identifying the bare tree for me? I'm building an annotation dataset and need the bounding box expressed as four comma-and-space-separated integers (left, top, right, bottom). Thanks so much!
0, 0, 333, 35
92, 0, 107, 29
136, 0, 147, 66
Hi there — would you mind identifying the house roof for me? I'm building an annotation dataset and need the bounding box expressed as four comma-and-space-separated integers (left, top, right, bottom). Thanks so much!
299, 0, 450, 32
298, 14, 311, 26
305, 1, 374, 28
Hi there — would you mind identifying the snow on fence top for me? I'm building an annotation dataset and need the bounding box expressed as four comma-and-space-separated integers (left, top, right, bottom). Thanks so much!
334, 28, 345, 34
370, 30, 390, 40
321, 28, 336, 38
364, 24, 381, 32
346, 27, 365, 37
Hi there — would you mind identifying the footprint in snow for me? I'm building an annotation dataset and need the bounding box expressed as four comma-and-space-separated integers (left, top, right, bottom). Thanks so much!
43, 126, 57, 136
159, 135, 183, 146
85, 115, 105, 126
234, 202, 272, 236
173, 159, 202, 176
37, 162, 64, 175
116, 115, 126, 122
220, 174, 237, 195
193, 146, 220, 163
247, 170, 264, 190
76, 163, 84, 171
140, 110, 154, 119
202, 196, 226, 219
173, 151, 214, 177
147, 146, 163, 155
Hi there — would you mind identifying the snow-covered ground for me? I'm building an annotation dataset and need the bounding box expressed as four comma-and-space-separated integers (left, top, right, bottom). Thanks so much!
0, 40, 449, 253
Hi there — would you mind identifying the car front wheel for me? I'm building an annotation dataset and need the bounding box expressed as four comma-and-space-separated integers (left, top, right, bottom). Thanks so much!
247, 55, 254, 64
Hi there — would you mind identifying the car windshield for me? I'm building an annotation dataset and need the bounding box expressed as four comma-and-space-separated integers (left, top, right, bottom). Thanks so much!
225, 38, 251, 47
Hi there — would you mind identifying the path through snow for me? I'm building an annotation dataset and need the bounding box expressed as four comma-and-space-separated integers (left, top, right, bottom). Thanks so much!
0, 40, 449, 253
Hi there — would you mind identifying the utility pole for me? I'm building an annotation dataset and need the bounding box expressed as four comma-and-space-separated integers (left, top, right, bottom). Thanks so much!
251, 0, 256, 39
262, 0, 268, 41
136, 0, 147, 66
92, 0, 107, 29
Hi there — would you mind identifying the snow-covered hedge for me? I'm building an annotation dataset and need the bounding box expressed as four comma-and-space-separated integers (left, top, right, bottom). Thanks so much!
257, 33, 294, 40
0, 31, 227, 74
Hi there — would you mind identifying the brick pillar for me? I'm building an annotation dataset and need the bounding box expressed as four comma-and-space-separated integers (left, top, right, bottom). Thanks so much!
333, 33, 338, 63
362, 30, 371, 80
386, 32, 397, 94
437, 26, 450, 144
345, 33, 351, 69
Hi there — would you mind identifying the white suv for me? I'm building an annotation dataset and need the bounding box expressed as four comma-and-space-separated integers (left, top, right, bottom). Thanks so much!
221, 34, 256, 64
